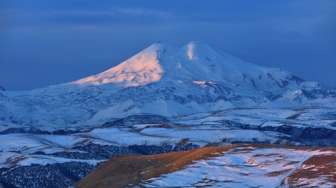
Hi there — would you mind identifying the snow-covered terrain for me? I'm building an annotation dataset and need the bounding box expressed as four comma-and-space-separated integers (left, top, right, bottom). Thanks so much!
0, 107, 335, 187
77, 144, 336, 188
142, 146, 335, 188
0, 42, 335, 128
0, 42, 335, 188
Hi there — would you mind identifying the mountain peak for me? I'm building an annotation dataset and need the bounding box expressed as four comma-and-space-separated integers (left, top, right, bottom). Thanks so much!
74, 43, 165, 87
72, 41, 287, 88
185, 41, 202, 60
181, 41, 218, 61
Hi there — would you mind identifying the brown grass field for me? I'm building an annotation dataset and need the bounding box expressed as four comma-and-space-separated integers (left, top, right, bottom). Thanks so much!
77, 145, 234, 188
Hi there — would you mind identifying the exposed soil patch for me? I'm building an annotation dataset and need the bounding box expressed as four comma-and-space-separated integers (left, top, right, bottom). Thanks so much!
287, 152, 336, 187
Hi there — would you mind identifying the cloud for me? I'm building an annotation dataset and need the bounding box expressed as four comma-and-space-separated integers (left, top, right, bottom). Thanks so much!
46, 7, 173, 19
0, 6, 175, 29
113, 8, 172, 18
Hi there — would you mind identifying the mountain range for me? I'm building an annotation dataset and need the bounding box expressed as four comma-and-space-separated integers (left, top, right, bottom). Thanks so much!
0, 41, 335, 128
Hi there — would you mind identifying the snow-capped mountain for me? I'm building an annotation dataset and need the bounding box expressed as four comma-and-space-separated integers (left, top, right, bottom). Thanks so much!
0, 42, 335, 127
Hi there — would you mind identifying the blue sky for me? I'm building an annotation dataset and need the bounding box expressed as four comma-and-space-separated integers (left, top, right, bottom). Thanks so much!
0, 0, 335, 90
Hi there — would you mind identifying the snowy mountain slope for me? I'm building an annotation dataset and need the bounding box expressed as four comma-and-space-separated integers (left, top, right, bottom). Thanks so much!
0, 107, 335, 187
0, 42, 335, 127
141, 146, 336, 188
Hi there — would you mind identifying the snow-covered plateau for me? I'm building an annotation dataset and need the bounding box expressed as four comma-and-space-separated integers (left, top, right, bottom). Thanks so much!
0, 42, 335, 188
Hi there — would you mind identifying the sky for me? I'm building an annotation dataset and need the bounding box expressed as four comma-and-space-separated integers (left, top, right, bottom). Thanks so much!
0, 0, 335, 90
